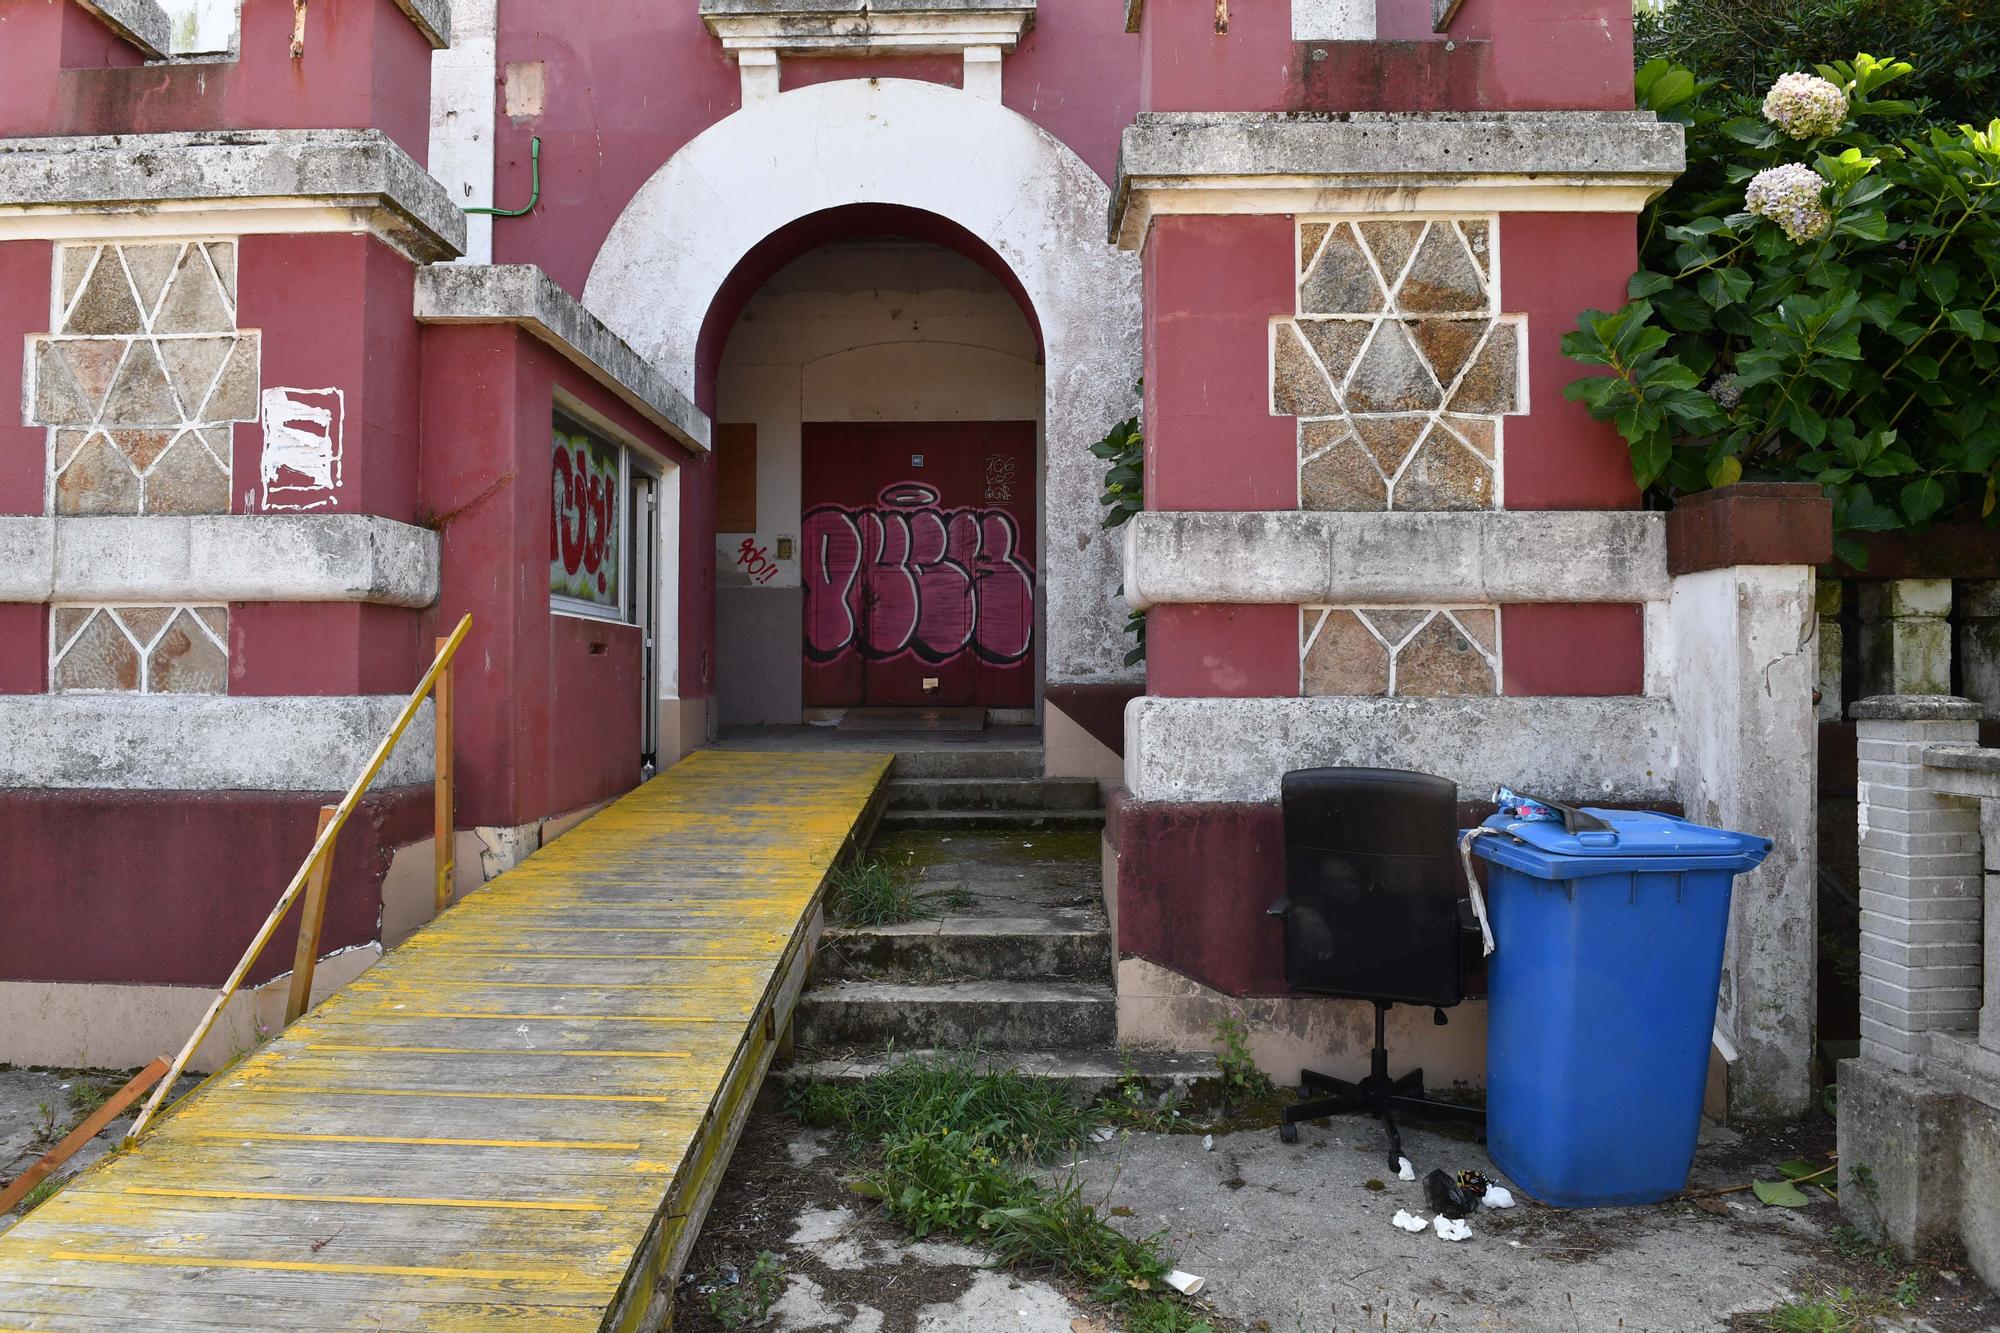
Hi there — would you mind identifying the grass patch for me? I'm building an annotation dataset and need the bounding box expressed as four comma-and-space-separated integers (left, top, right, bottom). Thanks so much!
1756, 1288, 1873, 1332
789, 1052, 1213, 1332
18, 1177, 63, 1213
827, 856, 969, 927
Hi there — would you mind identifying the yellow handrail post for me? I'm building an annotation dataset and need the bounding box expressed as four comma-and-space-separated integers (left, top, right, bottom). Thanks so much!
283, 805, 339, 1027
434, 635, 456, 916
125, 613, 473, 1143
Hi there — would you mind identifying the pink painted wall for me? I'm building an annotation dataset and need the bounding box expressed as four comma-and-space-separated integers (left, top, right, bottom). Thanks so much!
1146, 604, 1297, 698
235, 233, 423, 523
0, 0, 432, 156
419, 323, 689, 830
229, 604, 422, 695
0, 786, 430, 987
490, 0, 1140, 295
1140, 0, 1632, 114
1143, 213, 1297, 511
0, 606, 47, 693
1501, 603, 1645, 696
0, 241, 51, 517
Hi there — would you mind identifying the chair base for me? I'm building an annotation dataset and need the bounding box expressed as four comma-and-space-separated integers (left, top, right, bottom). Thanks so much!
1277, 1001, 1485, 1170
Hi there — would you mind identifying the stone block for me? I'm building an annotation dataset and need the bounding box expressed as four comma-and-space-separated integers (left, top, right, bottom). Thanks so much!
1838, 1057, 1963, 1256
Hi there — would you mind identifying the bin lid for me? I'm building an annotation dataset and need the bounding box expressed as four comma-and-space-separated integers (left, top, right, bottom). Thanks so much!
1471, 808, 1772, 878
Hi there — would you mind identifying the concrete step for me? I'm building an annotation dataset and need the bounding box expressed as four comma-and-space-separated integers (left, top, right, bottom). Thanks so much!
880, 809, 1105, 832
777, 1047, 1222, 1102
886, 776, 1100, 813
793, 980, 1116, 1051
815, 916, 1111, 983
891, 749, 1045, 780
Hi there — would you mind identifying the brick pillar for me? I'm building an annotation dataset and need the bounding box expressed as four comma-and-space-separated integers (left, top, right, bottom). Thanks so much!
1961, 582, 2000, 718
1859, 580, 1952, 696
1817, 576, 1844, 721
1851, 695, 1985, 1073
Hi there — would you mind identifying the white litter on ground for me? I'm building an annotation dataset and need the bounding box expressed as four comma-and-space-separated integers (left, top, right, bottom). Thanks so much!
1396, 1157, 1416, 1181
1482, 1184, 1516, 1209
1090, 1126, 1116, 1143
1392, 1210, 1428, 1233
1432, 1216, 1472, 1242
1202, 1135, 1215, 1152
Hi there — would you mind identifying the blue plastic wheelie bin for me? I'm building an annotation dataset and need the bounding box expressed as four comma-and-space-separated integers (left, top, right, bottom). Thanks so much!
1469, 808, 1771, 1207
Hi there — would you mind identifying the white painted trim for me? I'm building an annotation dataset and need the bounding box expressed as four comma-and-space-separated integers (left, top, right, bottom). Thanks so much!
583, 78, 1143, 685
0, 694, 435, 791
963, 44, 1004, 100
1291, 0, 1374, 41
1122, 509, 1668, 610
0, 515, 439, 607
1124, 694, 1677, 804
428, 0, 498, 264
1118, 181, 1670, 250
701, 3, 1034, 56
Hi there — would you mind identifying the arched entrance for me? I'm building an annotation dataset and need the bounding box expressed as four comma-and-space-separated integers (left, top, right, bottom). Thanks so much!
583, 78, 1143, 714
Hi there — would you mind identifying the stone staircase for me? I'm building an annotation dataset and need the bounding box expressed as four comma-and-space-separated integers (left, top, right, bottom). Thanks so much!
789, 750, 1216, 1098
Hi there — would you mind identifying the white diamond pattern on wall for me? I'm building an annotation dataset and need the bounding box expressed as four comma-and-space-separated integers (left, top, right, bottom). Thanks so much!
1276, 218, 1526, 513
28, 241, 261, 517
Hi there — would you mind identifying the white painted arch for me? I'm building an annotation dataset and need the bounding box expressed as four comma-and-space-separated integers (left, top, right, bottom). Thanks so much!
583, 78, 1143, 685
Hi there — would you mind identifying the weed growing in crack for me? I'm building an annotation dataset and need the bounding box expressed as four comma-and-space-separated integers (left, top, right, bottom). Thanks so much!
828, 856, 964, 927
702, 1250, 786, 1330
789, 1052, 1212, 1332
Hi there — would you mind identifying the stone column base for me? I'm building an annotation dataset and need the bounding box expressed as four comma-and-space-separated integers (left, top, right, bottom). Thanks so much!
1838, 1057, 1966, 1260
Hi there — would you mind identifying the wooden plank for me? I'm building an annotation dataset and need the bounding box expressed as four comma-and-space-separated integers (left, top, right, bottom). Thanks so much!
0, 1060, 166, 1215
284, 806, 339, 1027
0, 750, 890, 1330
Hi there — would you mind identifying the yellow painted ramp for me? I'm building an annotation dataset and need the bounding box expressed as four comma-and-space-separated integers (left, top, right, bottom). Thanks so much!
0, 749, 889, 1332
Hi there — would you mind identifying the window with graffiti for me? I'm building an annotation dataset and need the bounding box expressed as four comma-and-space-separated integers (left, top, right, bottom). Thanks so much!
549, 415, 625, 618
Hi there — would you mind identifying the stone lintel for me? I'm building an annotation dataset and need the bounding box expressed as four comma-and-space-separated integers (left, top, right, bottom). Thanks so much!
1122, 509, 1667, 610
76, 0, 172, 59
700, 0, 1034, 55
0, 130, 466, 263
414, 264, 711, 452
1125, 694, 1675, 803
0, 515, 440, 608
0, 694, 435, 791
1852, 695, 1985, 722
1110, 111, 1687, 247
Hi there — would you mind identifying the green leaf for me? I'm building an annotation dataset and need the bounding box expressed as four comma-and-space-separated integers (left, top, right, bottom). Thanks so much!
1628, 271, 1673, 299
1752, 1178, 1812, 1208
1902, 476, 1946, 524
1777, 1159, 1820, 1180
1708, 456, 1743, 488
1948, 309, 1989, 339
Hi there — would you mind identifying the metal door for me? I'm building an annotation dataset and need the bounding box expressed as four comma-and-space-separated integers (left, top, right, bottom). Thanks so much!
801, 422, 1036, 709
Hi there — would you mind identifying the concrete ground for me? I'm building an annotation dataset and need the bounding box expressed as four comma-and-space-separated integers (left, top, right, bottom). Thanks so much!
0, 1064, 204, 1236
673, 1097, 2000, 1333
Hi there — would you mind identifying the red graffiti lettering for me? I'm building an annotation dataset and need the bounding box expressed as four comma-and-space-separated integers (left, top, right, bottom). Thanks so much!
803, 483, 1033, 666
736, 537, 781, 586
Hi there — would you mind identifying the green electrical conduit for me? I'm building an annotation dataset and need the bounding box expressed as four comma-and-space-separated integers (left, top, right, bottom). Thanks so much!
466, 136, 541, 217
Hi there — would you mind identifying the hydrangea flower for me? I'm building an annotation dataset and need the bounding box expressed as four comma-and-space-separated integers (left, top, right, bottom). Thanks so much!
1763, 72, 1849, 139
1746, 163, 1832, 244
1708, 374, 1743, 410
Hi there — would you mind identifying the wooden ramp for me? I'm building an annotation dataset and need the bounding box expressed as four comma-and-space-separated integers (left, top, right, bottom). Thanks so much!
0, 750, 890, 1333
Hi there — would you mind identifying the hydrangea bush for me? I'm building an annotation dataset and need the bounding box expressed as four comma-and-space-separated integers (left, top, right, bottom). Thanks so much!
1562, 54, 2000, 557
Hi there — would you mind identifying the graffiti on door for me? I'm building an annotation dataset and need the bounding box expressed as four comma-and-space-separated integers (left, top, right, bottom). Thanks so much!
803, 482, 1034, 666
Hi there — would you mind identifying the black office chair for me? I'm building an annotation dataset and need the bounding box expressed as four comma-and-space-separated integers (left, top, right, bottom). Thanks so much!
1266, 767, 1485, 1167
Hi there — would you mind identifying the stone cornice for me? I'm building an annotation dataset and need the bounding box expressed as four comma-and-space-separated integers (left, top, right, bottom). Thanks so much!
1111, 111, 1686, 247
0, 695, 435, 791
699, 0, 1035, 55
1123, 509, 1669, 609
0, 130, 465, 263
392, 0, 453, 49
0, 515, 440, 608
414, 264, 711, 452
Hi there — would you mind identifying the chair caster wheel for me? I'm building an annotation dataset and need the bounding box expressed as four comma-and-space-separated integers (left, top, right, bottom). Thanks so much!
1278, 1121, 1299, 1145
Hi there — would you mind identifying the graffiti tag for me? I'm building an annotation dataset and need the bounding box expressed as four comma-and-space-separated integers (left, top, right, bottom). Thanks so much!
550, 428, 620, 606
735, 537, 781, 586
803, 482, 1033, 666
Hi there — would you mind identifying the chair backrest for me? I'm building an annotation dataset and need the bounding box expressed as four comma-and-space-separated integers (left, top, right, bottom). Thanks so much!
1275, 767, 1470, 1007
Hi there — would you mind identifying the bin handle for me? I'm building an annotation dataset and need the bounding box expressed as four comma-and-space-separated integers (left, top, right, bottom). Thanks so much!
1456, 828, 1497, 957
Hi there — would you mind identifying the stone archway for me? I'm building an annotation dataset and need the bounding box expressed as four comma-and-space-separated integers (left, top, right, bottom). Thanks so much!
583, 78, 1142, 687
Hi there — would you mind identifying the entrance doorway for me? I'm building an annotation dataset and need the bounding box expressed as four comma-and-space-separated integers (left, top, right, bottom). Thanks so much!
801, 421, 1036, 710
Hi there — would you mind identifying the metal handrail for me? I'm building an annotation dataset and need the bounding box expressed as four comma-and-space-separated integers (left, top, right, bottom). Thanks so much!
125, 613, 473, 1142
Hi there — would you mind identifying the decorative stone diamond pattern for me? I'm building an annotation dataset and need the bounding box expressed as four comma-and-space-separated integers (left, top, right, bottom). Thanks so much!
1300, 605, 1501, 697
1278, 218, 1524, 512
28, 242, 260, 517
50, 605, 228, 694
